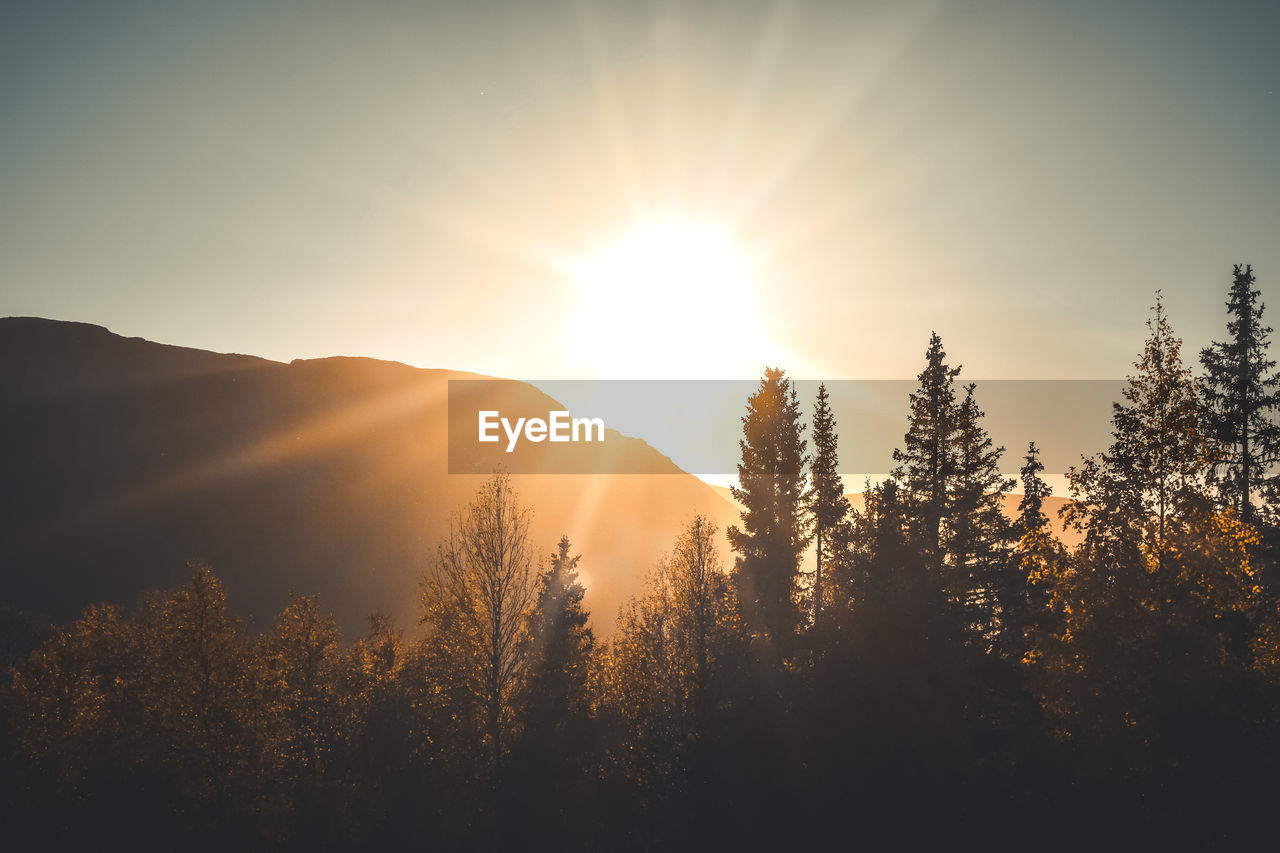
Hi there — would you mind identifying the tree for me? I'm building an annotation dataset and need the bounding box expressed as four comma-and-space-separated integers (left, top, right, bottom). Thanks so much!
507, 536, 595, 842
521, 535, 594, 733
805, 383, 851, 629
1015, 442, 1051, 538
892, 332, 961, 572
600, 515, 739, 748
1066, 292, 1209, 554
728, 368, 810, 653
1200, 263, 1280, 525
5, 567, 275, 846
137, 564, 269, 812
664, 514, 735, 733
1009, 442, 1064, 663
423, 472, 537, 766
1035, 295, 1266, 767
261, 593, 340, 823
592, 514, 745, 845
845, 478, 915, 606
947, 383, 1015, 645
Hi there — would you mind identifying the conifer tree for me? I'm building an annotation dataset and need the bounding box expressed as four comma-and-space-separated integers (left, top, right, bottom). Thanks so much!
1200, 264, 1280, 525
948, 383, 1015, 644
805, 382, 851, 628
508, 535, 595, 843
1015, 442, 1051, 537
728, 368, 810, 653
892, 332, 961, 571
521, 535, 594, 731
1068, 292, 1209, 552
846, 478, 919, 605
1009, 442, 1063, 662
1037, 295, 1266, 752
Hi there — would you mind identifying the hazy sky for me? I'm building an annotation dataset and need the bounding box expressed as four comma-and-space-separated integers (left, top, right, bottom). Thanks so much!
2, 0, 1278, 380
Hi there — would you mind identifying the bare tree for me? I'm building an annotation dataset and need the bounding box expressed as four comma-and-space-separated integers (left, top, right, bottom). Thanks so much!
426, 472, 537, 765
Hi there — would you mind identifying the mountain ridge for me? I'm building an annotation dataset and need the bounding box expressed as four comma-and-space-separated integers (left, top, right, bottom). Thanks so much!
0, 317, 738, 636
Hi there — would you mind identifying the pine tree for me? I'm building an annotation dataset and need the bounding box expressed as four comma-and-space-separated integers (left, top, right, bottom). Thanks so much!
728, 368, 810, 654
1067, 292, 1209, 553
805, 382, 851, 628
509, 535, 595, 843
1200, 264, 1280, 525
1036, 295, 1266, 754
892, 332, 961, 572
846, 478, 920, 605
1010, 442, 1063, 663
522, 535, 594, 731
948, 383, 1015, 645
1015, 442, 1051, 537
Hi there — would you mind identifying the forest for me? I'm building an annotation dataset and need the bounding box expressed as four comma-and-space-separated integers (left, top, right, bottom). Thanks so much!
3, 266, 1280, 851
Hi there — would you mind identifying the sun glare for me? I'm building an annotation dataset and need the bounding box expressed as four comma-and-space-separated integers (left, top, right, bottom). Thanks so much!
568, 222, 778, 378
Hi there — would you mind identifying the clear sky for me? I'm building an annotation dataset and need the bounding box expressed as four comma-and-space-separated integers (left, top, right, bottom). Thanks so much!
2, 0, 1278, 380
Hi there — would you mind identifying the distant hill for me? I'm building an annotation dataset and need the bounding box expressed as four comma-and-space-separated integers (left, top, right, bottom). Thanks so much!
0, 318, 739, 636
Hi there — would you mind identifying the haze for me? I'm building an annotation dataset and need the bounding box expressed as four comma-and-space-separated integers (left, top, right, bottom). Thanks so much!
2, 0, 1278, 380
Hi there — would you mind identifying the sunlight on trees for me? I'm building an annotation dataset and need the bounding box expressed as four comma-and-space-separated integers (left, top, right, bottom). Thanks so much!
5, 274, 1280, 848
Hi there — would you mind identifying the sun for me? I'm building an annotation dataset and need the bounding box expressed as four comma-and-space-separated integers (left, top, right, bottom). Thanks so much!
567, 222, 778, 378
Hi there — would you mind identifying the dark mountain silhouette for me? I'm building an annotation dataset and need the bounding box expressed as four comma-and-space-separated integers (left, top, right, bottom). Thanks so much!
0, 317, 738, 635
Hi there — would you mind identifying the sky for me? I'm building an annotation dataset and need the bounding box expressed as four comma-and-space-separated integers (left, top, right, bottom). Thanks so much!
2, 0, 1279, 382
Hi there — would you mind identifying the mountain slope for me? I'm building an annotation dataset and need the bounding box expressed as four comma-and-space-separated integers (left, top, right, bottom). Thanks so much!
0, 318, 739, 636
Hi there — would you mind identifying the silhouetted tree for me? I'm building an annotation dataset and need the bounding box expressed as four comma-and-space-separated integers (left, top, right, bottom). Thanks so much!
1200, 263, 1280, 526
892, 332, 961, 572
664, 514, 737, 736
423, 472, 537, 767
1067, 293, 1209, 553
521, 536, 594, 730
1009, 441, 1063, 663
507, 536, 595, 844
1015, 442, 1051, 538
261, 594, 341, 843
948, 383, 1015, 646
728, 368, 809, 656
336, 612, 430, 843
594, 513, 745, 847
805, 382, 851, 629
7, 565, 276, 848
1034, 296, 1273, 818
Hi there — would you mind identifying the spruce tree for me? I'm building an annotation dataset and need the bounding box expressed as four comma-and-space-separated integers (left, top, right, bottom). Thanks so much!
1035, 295, 1266, 757
1009, 441, 1062, 662
805, 382, 851, 628
1069, 292, 1208, 551
1015, 441, 1051, 537
521, 535, 594, 730
891, 332, 961, 572
1199, 263, 1280, 525
947, 383, 1015, 644
728, 368, 810, 653
510, 535, 595, 838
847, 478, 920, 605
